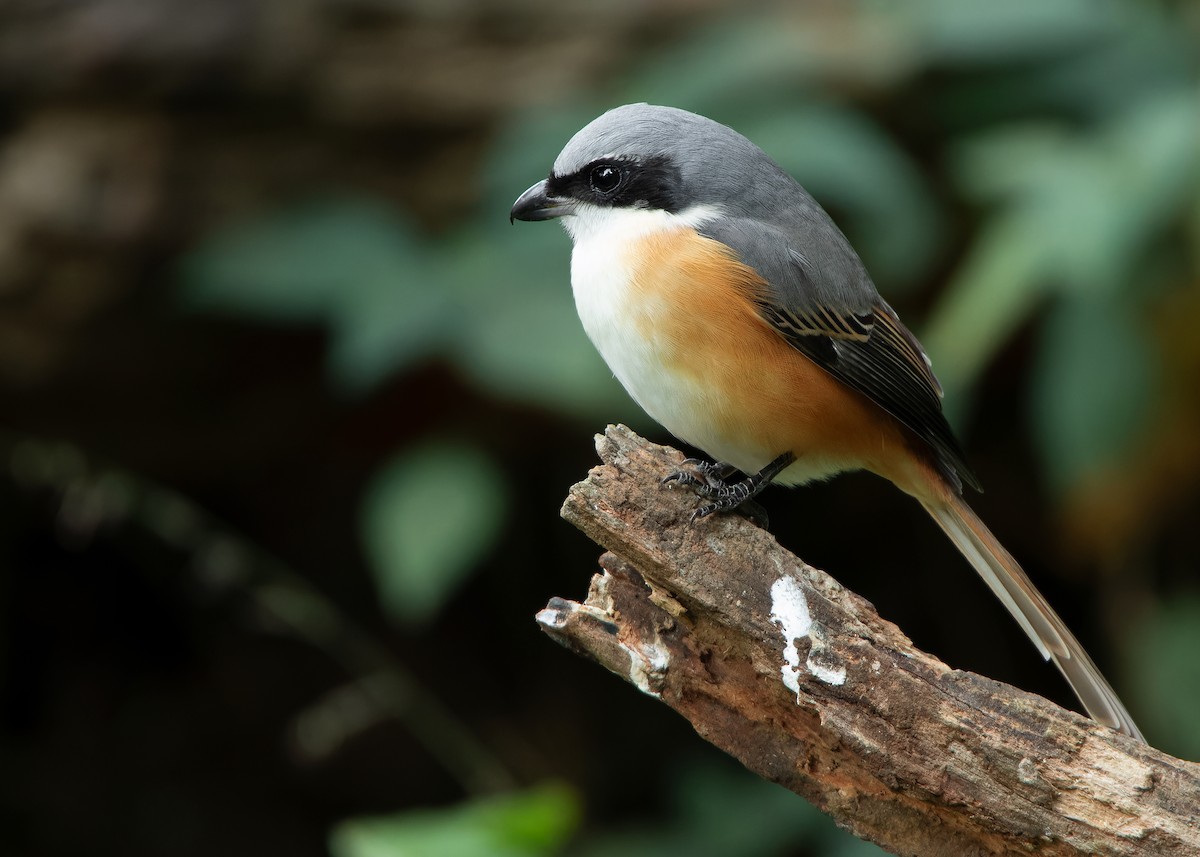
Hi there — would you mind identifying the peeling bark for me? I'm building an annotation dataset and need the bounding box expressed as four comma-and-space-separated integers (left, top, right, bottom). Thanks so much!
539, 424, 1200, 857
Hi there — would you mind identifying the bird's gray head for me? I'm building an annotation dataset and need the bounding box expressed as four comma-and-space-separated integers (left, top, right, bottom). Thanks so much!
510, 104, 797, 226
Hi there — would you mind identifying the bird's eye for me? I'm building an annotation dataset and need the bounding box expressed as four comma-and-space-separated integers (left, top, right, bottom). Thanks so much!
589, 164, 622, 194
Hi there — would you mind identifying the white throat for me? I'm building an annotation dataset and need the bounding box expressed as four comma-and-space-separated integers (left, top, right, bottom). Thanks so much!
562, 202, 722, 247
563, 203, 723, 358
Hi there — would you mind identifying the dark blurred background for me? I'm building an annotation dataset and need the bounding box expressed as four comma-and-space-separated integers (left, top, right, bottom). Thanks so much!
1, 1, 1198, 855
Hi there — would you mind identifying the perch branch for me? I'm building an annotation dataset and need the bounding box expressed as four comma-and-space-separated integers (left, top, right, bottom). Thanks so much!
538, 425, 1200, 857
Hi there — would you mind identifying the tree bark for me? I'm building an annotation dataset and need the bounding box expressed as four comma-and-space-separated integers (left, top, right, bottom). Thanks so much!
538, 424, 1200, 857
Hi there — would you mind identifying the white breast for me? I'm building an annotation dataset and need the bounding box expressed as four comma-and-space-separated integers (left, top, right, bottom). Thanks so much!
567, 206, 677, 401
564, 203, 754, 462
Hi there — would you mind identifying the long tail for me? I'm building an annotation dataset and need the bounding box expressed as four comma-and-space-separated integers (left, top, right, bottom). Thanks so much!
921, 492, 1145, 742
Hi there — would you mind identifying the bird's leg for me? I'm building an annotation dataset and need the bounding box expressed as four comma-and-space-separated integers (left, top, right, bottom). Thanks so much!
664, 452, 795, 524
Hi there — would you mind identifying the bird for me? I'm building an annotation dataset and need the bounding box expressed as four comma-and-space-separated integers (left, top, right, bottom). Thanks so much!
510, 103, 1144, 742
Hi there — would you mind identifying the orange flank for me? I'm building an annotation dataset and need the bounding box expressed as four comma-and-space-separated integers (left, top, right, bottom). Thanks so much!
620, 226, 941, 497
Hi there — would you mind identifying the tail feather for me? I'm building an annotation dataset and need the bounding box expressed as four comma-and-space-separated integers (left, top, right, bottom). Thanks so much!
921, 493, 1145, 743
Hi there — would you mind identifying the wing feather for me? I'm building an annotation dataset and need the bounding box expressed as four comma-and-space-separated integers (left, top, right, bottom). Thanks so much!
699, 216, 980, 493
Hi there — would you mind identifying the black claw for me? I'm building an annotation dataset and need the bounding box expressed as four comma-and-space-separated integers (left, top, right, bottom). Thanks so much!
662, 471, 711, 495
664, 451, 795, 525
661, 470, 698, 487
662, 459, 736, 498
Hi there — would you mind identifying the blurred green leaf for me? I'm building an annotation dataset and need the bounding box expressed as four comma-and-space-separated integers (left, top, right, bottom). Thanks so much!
1129, 594, 1200, 760
925, 89, 1200, 412
361, 442, 506, 627
1016, 3, 1194, 118
178, 195, 452, 392
177, 162, 630, 416
612, 17, 816, 113
329, 783, 579, 857
1030, 295, 1156, 493
328, 265, 452, 394
921, 206, 1056, 422
908, 0, 1122, 64
1104, 90, 1200, 254
180, 195, 433, 324
446, 222, 627, 417
576, 757, 886, 857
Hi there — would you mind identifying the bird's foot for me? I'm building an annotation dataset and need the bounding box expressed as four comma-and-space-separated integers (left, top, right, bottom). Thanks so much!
663, 455, 794, 527
660, 458, 739, 498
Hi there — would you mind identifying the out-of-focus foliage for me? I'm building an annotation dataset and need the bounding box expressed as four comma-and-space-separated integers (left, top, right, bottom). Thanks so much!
329, 783, 579, 857
180, 160, 617, 417
1029, 294, 1158, 495
930, 91, 1198, 415
1129, 594, 1200, 762
360, 442, 506, 627
575, 759, 886, 857
180, 197, 444, 392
